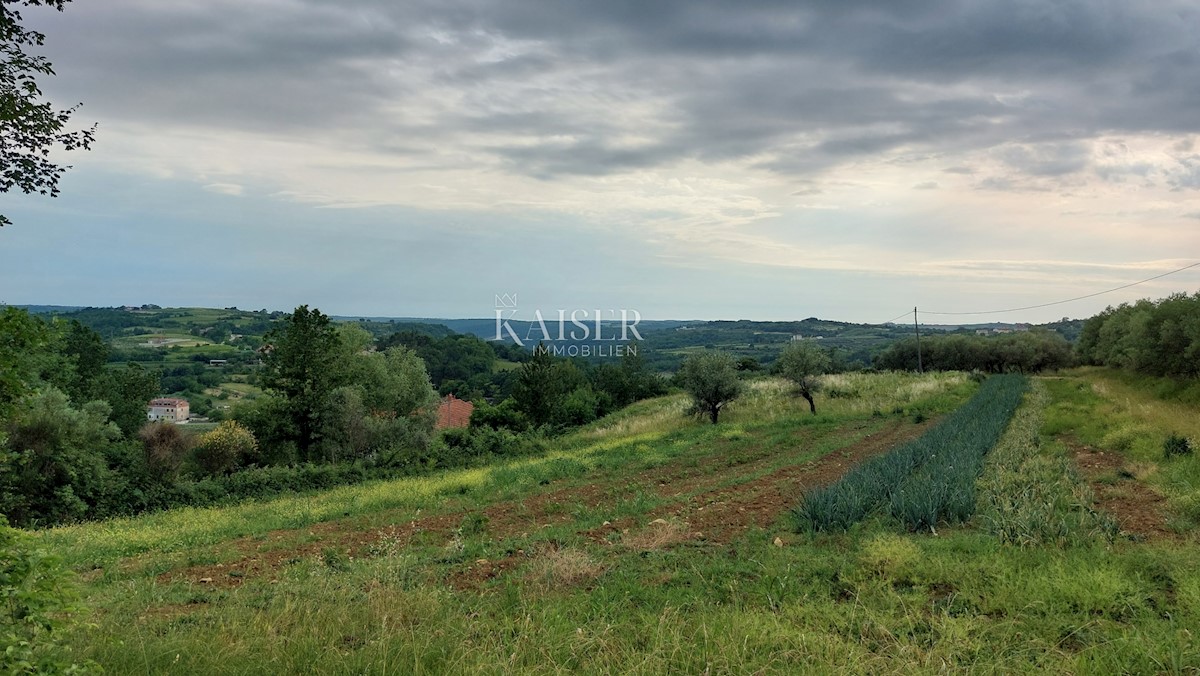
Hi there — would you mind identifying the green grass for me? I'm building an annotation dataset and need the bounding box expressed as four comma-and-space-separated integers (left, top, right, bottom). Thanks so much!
217, 382, 263, 396
1044, 367, 1200, 530
27, 370, 1200, 673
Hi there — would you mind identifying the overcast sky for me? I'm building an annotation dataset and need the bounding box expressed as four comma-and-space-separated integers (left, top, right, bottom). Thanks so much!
2, 0, 1198, 322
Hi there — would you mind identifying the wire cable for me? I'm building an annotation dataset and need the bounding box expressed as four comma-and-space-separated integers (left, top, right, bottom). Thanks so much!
878, 310, 912, 325
917, 261, 1200, 317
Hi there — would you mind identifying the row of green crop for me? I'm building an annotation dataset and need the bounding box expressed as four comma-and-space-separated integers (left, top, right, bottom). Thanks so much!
794, 374, 1028, 532
975, 380, 1116, 546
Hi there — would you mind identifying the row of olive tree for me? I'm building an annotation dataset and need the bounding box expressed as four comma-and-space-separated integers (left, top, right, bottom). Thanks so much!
677, 340, 831, 424
874, 330, 1074, 373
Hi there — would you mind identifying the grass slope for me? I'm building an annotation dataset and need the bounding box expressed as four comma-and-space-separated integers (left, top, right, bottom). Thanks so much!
31, 370, 1200, 673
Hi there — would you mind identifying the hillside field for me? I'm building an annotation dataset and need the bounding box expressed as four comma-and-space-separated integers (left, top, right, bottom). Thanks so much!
35, 369, 1200, 673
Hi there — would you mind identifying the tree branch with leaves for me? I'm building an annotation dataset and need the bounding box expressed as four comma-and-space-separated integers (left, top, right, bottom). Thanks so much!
1, 0, 95, 226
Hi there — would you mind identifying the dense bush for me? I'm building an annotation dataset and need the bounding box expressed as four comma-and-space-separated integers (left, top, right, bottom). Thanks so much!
138, 421, 193, 480
1, 518, 94, 673
0, 389, 123, 528
794, 374, 1027, 532
1077, 292, 1200, 378
470, 398, 529, 432
195, 420, 258, 475
1163, 433, 1193, 459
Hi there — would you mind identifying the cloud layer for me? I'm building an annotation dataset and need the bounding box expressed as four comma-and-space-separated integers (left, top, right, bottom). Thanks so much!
8, 0, 1199, 320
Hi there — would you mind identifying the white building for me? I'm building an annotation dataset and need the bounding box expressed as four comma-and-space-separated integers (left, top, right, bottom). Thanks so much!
147, 397, 190, 423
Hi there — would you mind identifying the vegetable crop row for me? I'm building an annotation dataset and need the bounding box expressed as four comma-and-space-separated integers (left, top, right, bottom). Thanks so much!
795, 374, 1028, 532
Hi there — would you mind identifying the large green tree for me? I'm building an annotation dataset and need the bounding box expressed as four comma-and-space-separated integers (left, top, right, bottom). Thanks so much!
676, 351, 743, 425
260, 306, 342, 461
1, 0, 95, 227
511, 344, 562, 427
318, 345, 438, 463
99, 362, 160, 437
59, 319, 108, 403
0, 388, 120, 526
0, 306, 51, 415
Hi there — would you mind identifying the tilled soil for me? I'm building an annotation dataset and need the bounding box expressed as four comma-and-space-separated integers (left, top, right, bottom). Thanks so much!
161, 418, 927, 589
1072, 444, 1177, 541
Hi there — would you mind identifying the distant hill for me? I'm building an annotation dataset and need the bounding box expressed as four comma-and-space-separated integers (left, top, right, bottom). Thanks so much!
14, 304, 86, 314
16, 304, 1086, 371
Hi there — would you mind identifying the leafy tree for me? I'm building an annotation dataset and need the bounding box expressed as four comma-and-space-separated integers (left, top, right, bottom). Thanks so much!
676, 351, 743, 424
512, 344, 562, 427
776, 340, 832, 414
261, 306, 342, 461
1078, 293, 1200, 378
229, 395, 297, 465
195, 420, 257, 476
736, 356, 762, 372
356, 346, 438, 420
318, 339, 438, 463
317, 386, 371, 463
0, 388, 120, 526
591, 350, 665, 409
469, 398, 528, 433
379, 330, 498, 389
876, 330, 1074, 375
558, 386, 601, 427
1, 0, 96, 227
99, 362, 160, 438
58, 319, 107, 403
0, 307, 51, 415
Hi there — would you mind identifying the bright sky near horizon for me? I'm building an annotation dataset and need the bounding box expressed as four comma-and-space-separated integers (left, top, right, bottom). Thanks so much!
2, 0, 1198, 322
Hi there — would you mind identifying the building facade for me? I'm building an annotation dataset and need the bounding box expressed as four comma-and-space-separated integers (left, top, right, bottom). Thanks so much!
147, 397, 190, 423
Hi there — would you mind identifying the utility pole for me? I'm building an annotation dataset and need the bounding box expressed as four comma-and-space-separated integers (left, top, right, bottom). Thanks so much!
914, 307, 923, 374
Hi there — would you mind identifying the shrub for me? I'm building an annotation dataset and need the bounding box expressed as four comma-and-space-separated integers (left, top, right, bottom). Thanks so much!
470, 398, 528, 432
138, 422, 193, 480
1164, 433, 1193, 459
195, 420, 258, 476
1, 518, 94, 674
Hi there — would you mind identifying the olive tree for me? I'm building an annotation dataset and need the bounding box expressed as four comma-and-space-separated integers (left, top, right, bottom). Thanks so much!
776, 340, 831, 414
677, 351, 743, 424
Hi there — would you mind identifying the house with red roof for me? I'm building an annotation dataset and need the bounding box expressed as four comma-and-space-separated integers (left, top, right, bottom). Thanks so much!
435, 394, 474, 430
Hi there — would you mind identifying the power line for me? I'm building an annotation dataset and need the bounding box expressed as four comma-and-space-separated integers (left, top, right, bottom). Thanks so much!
878, 310, 912, 325
918, 260, 1200, 317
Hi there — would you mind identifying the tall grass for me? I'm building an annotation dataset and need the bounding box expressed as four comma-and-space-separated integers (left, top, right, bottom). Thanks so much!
794, 374, 1028, 532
